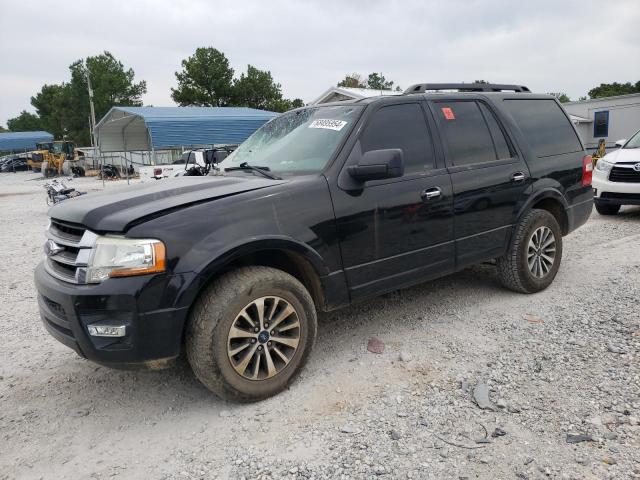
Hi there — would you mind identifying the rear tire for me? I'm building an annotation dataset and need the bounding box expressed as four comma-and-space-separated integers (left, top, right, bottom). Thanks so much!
186, 266, 317, 401
594, 202, 620, 216
496, 209, 563, 293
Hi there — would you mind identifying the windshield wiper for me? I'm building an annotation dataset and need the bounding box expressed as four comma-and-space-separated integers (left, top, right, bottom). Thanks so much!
224, 162, 282, 180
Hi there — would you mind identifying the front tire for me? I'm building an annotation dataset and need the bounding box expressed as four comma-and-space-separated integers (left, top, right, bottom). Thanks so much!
497, 209, 563, 293
186, 266, 317, 401
594, 201, 620, 216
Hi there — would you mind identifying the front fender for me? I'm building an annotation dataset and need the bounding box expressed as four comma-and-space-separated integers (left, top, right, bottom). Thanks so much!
173, 236, 330, 309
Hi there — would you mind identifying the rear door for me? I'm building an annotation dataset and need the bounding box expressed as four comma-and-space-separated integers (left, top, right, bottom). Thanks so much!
430, 99, 530, 268
331, 101, 455, 300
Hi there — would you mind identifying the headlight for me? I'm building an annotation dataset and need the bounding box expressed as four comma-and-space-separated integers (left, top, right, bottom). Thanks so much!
595, 160, 614, 173
85, 236, 166, 283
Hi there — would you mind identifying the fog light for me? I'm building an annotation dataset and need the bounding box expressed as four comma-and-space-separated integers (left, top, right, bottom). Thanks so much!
87, 325, 126, 337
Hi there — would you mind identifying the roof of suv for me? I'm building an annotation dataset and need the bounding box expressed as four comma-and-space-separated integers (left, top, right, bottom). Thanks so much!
310, 83, 555, 108
316, 93, 555, 109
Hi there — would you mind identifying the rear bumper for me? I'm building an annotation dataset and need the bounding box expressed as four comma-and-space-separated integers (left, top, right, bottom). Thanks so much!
566, 197, 593, 234
34, 262, 193, 369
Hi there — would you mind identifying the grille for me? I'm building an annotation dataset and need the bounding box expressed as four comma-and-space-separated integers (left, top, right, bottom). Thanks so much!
44, 219, 97, 284
42, 295, 67, 320
609, 165, 640, 183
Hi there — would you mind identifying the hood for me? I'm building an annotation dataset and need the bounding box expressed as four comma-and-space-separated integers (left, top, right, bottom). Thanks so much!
49, 176, 287, 232
602, 148, 640, 164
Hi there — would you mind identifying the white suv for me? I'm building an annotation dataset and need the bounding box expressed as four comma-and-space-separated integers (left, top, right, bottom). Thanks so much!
592, 129, 640, 215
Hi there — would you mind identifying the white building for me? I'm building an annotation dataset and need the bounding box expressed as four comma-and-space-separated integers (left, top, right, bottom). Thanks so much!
562, 93, 640, 150
310, 86, 402, 105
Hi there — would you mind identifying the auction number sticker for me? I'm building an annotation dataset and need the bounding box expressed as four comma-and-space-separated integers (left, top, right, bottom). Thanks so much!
308, 119, 348, 131
441, 107, 455, 120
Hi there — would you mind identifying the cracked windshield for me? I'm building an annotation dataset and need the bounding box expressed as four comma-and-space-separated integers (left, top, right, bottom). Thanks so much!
219, 105, 363, 175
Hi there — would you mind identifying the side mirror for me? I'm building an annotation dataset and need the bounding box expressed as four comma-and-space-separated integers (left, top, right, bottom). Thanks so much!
348, 149, 404, 182
614, 139, 627, 148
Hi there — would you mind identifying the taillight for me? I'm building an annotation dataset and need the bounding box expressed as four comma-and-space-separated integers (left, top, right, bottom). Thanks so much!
153, 168, 162, 177
582, 155, 593, 186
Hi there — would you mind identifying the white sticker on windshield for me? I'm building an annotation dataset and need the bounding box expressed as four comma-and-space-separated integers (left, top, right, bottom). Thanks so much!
308, 119, 348, 131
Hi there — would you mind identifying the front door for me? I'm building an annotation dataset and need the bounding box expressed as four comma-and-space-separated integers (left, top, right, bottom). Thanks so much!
430, 99, 531, 268
331, 101, 455, 301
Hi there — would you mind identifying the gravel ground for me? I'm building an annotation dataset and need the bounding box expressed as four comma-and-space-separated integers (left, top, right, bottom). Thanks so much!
0, 171, 639, 480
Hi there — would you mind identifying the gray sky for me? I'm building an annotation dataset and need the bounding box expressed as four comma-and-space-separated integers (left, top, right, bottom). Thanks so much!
1, 0, 639, 126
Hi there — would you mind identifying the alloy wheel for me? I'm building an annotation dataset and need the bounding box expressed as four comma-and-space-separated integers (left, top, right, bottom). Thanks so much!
226, 296, 301, 380
527, 226, 556, 278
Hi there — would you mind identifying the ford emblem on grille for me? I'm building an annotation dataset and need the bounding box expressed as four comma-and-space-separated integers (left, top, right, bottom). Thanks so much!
633, 163, 640, 172
44, 239, 64, 257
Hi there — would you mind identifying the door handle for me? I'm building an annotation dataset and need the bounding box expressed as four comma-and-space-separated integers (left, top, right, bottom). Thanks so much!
511, 172, 526, 183
421, 187, 442, 201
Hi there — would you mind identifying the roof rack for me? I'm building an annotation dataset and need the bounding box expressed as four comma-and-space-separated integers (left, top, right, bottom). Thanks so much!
403, 83, 530, 94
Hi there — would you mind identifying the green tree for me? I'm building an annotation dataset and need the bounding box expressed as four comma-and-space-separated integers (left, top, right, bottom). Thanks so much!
233, 65, 283, 110
0, 125, 7, 132
264, 97, 305, 113
171, 47, 234, 106
548, 92, 571, 103
367, 72, 395, 90
588, 81, 640, 99
6, 111, 44, 131
337, 72, 402, 92
338, 72, 399, 90
27, 52, 146, 145
31, 83, 70, 139
65, 52, 146, 144
337, 73, 366, 88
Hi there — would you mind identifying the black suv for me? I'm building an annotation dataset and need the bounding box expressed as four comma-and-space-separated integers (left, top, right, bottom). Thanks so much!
35, 83, 593, 401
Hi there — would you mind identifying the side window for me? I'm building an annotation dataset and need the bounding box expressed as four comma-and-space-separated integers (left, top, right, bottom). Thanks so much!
360, 103, 435, 174
593, 111, 609, 137
503, 99, 582, 157
435, 101, 498, 166
478, 103, 512, 160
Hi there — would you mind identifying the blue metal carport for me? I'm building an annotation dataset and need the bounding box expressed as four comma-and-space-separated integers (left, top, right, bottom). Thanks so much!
95, 106, 278, 152
0, 131, 54, 152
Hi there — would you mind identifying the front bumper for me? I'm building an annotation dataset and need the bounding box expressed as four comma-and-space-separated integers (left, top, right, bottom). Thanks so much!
34, 262, 193, 369
593, 171, 640, 205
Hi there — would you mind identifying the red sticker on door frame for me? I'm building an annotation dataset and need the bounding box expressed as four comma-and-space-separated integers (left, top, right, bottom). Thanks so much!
441, 107, 455, 120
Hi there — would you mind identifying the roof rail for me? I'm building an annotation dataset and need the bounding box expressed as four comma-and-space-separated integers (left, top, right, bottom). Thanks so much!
403, 83, 531, 94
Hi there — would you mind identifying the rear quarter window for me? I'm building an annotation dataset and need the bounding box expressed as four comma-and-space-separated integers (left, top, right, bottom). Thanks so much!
503, 99, 582, 158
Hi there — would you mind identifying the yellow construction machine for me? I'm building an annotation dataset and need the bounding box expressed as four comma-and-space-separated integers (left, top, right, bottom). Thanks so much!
27, 140, 76, 176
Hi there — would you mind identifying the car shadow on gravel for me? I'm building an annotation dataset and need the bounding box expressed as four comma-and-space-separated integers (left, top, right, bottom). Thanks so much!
617, 205, 640, 218
317, 263, 505, 333
49, 352, 219, 404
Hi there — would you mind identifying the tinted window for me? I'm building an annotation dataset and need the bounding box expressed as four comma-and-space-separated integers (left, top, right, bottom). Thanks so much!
360, 103, 435, 174
435, 101, 497, 166
593, 111, 609, 137
479, 102, 512, 160
504, 99, 582, 157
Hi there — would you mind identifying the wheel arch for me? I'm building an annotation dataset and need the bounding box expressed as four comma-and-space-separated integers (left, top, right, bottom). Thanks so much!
179, 238, 330, 315
517, 189, 569, 235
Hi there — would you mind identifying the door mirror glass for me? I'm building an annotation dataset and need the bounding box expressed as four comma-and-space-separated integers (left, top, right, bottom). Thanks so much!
348, 148, 404, 182
615, 139, 627, 148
